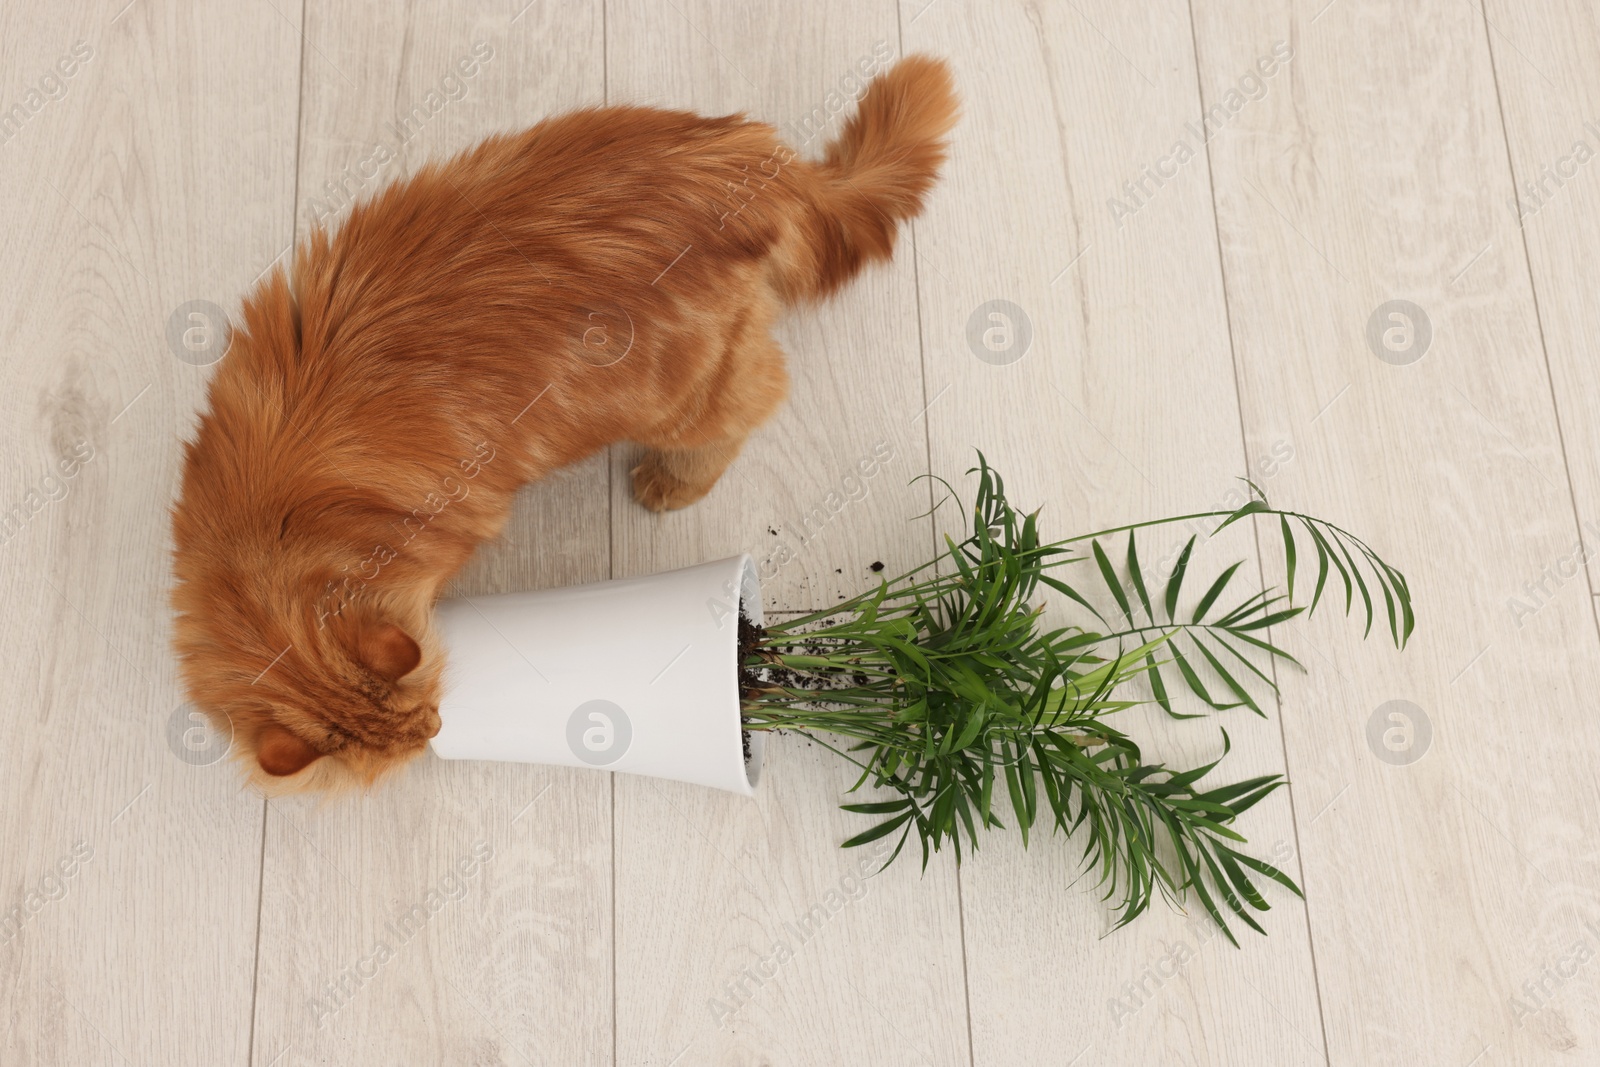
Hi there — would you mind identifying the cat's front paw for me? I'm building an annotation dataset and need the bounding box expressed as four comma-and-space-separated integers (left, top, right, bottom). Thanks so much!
631, 451, 711, 512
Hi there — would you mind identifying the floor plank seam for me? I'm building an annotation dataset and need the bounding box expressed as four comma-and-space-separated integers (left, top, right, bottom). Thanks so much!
1183, 0, 1334, 1060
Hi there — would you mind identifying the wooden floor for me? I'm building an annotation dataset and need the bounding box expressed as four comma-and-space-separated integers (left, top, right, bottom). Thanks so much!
4, 0, 1600, 1063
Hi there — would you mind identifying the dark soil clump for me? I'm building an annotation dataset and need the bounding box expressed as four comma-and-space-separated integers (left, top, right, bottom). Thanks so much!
738, 610, 764, 665
739, 610, 878, 697
737, 610, 766, 766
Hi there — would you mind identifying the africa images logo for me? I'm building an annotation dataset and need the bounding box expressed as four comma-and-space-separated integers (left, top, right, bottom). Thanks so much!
566, 700, 632, 766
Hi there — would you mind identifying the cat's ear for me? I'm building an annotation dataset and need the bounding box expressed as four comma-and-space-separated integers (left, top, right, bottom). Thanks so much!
355, 622, 422, 682
257, 724, 322, 776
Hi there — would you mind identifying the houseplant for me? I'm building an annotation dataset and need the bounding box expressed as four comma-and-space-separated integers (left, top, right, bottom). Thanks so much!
433, 455, 1411, 942
737, 456, 1411, 943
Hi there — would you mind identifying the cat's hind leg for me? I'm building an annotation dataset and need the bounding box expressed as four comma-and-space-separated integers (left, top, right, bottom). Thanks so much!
630, 330, 789, 512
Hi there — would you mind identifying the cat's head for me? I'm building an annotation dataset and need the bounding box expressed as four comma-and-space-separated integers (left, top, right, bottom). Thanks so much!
171, 545, 445, 792
168, 264, 455, 791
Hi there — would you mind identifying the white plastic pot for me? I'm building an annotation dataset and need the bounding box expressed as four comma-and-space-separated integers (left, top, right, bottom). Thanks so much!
430, 555, 765, 795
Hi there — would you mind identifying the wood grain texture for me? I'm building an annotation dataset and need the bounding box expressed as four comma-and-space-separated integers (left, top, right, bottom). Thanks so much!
0, 2, 298, 1064
605, 2, 969, 1064
1192, 0, 1600, 1062
1481, 4, 1600, 598
904, 2, 1325, 1063
248, 3, 614, 1065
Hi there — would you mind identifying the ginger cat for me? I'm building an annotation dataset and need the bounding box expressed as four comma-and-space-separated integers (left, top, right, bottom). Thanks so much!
171, 56, 957, 790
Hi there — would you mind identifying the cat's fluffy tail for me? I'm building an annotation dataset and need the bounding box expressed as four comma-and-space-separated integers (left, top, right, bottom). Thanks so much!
779, 55, 958, 300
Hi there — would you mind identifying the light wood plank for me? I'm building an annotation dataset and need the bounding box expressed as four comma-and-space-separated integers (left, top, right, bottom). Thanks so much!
0, 1, 298, 1064
248, 4, 614, 1065
605, 3, 969, 1063
1482, 7, 1600, 614
1191, 0, 1600, 1062
905, 3, 1326, 1063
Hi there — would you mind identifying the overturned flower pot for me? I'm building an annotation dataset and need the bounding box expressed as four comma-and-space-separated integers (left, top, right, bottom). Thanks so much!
432, 555, 764, 795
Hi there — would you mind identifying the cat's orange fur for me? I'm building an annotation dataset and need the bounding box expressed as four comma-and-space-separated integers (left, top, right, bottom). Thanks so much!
170, 56, 957, 791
